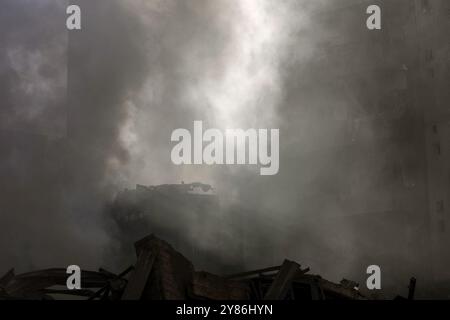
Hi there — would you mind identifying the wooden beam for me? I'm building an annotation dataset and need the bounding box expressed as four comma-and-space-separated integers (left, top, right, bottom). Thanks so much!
121, 250, 156, 300
0, 268, 15, 287
225, 265, 281, 279
263, 260, 300, 300
408, 277, 416, 300
89, 265, 134, 300
42, 288, 95, 297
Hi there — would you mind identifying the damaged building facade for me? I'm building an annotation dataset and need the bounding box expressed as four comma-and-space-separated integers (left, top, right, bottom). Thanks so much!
287, 0, 450, 295
107, 182, 245, 273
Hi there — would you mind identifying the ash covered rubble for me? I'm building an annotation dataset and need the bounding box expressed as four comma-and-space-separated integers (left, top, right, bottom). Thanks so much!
0, 234, 373, 300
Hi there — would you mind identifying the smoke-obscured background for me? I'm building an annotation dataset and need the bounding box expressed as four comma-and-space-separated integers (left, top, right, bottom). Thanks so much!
1, 0, 449, 297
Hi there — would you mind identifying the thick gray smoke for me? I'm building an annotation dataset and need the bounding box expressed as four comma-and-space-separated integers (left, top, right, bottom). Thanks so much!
0, 0, 150, 272
112, 0, 428, 294
0, 0, 442, 297
0, 0, 74, 271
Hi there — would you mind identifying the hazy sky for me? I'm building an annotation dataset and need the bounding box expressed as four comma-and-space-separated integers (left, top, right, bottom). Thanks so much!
0, 0, 440, 296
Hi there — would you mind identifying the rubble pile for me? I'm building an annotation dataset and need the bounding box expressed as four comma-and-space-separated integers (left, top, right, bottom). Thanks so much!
0, 234, 369, 300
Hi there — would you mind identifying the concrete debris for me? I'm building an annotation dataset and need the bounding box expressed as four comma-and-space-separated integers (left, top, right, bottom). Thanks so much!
0, 234, 374, 300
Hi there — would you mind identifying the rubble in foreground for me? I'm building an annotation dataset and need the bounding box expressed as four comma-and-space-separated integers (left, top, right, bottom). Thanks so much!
0, 234, 389, 300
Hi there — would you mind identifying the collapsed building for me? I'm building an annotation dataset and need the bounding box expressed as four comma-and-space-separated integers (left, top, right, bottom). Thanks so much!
0, 182, 418, 300
0, 234, 381, 300
106, 182, 307, 276
0, 178, 419, 300
106, 182, 242, 273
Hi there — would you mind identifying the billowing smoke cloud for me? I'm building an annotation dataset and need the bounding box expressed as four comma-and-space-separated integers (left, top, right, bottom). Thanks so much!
0, 0, 151, 272
114, 0, 434, 294
0, 0, 440, 297
0, 0, 72, 272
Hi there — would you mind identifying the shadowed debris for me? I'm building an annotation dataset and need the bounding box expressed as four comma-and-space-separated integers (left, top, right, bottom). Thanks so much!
0, 234, 377, 300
